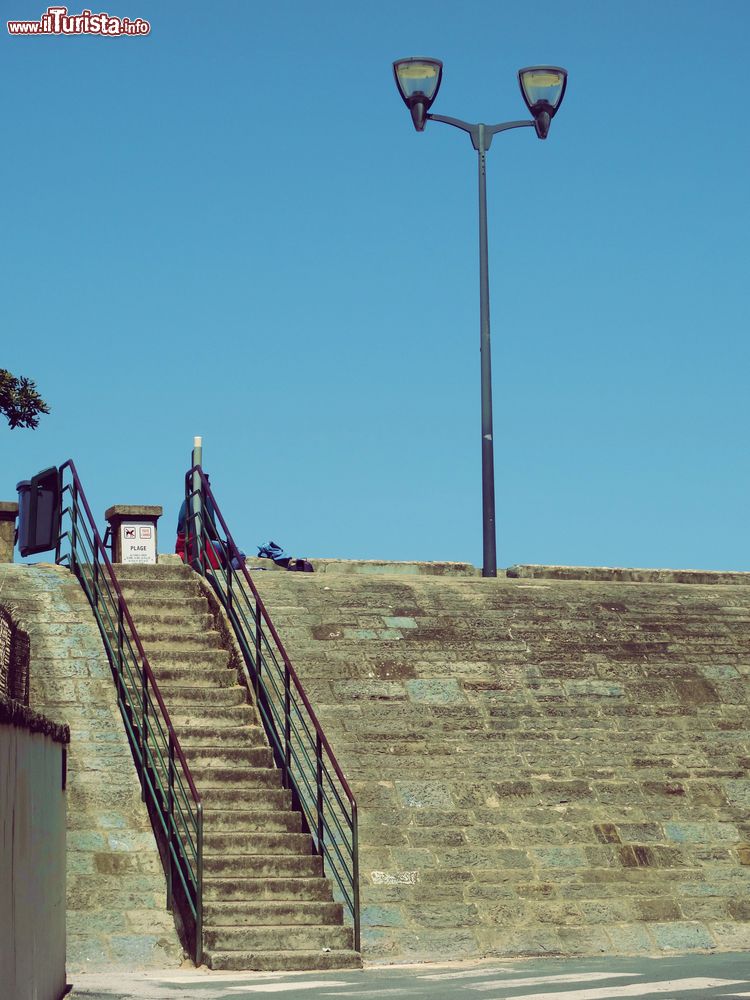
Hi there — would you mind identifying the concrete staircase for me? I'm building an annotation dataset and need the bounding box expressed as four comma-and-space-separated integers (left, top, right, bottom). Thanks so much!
114, 562, 361, 972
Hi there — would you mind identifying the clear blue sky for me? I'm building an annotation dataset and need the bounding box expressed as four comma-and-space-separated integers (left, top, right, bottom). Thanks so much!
2, 0, 749, 571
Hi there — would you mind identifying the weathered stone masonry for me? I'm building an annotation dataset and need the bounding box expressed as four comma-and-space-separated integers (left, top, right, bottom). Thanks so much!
0, 563, 182, 971
253, 565, 750, 963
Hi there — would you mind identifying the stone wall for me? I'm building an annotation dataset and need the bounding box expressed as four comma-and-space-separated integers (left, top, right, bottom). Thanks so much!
252, 564, 750, 962
0, 563, 182, 971
0, 604, 30, 705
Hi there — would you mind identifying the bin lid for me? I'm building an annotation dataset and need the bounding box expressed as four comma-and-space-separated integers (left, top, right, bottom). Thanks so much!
16, 481, 30, 490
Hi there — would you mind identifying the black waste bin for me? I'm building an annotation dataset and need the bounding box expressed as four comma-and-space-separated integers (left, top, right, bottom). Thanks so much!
16, 467, 60, 557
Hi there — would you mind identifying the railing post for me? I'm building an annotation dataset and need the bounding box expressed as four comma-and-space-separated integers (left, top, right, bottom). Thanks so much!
54, 470, 63, 565
117, 601, 125, 684
352, 802, 361, 952
284, 663, 291, 788
70, 479, 78, 575
254, 599, 262, 698
316, 733, 324, 853
166, 734, 174, 911
195, 802, 203, 966
191, 438, 204, 576
141, 657, 148, 803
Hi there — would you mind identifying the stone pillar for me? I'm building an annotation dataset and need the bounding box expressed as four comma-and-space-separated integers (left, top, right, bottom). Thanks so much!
104, 505, 163, 564
0, 503, 18, 563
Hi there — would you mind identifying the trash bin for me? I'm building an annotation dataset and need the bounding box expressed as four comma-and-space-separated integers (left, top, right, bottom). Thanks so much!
16, 467, 60, 557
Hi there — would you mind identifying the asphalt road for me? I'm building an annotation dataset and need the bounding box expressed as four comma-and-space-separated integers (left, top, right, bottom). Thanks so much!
69, 951, 750, 1000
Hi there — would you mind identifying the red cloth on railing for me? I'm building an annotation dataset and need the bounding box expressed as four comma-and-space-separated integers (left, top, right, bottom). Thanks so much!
175, 532, 222, 568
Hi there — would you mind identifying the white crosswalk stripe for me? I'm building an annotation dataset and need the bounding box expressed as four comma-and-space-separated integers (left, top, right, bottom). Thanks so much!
465, 972, 639, 990
469, 978, 745, 1000
419, 966, 521, 981
320, 990, 416, 997
226, 981, 350, 993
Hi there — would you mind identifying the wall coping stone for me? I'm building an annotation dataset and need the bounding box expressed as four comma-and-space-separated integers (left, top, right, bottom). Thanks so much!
104, 505, 163, 519
309, 560, 480, 577
507, 564, 750, 585
0, 502, 18, 516
0, 693, 70, 744
165, 554, 750, 585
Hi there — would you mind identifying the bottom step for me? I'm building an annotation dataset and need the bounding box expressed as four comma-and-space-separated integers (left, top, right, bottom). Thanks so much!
205, 948, 362, 972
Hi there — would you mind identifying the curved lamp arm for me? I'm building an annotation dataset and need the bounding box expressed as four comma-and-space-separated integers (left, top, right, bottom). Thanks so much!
426, 113, 534, 152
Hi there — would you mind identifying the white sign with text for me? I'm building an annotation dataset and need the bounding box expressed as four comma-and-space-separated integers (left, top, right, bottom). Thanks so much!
120, 523, 156, 564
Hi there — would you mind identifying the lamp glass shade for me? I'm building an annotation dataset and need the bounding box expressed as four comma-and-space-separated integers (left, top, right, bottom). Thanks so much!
393, 58, 443, 107
518, 66, 567, 116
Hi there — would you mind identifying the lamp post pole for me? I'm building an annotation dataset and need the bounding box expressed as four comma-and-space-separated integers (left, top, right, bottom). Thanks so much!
427, 114, 534, 577
393, 60, 568, 578
477, 124, 496, 578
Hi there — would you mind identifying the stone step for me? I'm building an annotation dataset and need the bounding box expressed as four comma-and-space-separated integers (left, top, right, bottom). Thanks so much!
204, 900, 343, 926
169, 705, 258, 728
176, 724, 268, 747
115, 564, 194, 581
199, 787, 293, 811
150, 665, 236, 688
203, 877, 332, 902
119, 580, 200, 599
191, 766, 281, 789
203, 831, 313, 856
156, 684, 247, 707
203, 854, 323, 878
186, 746, 273, 769
203, 809, 301, 833
126, 597, 207, 616
139, 629, 221, 648
147, 649, 231, 670
133, 612, 214, 630
206, 948, 362, 972
203, 923, 353, 953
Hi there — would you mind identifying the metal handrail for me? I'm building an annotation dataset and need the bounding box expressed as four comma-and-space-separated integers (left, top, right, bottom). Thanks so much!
55, 460, 204, 964
183, 465, 360, 951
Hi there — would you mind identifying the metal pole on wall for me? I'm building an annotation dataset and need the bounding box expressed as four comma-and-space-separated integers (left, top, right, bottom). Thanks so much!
191, 436, 203, 571
477, 125, 497, 578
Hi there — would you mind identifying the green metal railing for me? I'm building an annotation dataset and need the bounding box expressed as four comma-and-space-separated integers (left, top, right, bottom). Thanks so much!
56, 460, 203, 963
184, 465, 360, 951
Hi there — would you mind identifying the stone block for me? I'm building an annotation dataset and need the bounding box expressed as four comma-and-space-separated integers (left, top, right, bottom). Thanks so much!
725, 779, 750, 807
383, 617, 418, 629
634, 897, 683, 921
556, 926, 610, 954
665, 822, 740, 844
403, 903, 480, 927
332, 680, 406, 701
711, 921, 750, 950
361, 905, 406, 927
650, 921, 716, 951
617, 822, 664, 842
405, 678, 466, 705
577, 900, 634, 924
680, 898, 730, 921
395, 780, 454, 809
106, 935, 178, 969
605, 923, 655, 954
407, 828, 465, 848
531, 846, 590, 869
479, 927, 564, 957
65, 936, 111, 971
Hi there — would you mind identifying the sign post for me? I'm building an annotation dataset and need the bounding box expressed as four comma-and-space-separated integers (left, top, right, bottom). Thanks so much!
104, 505, 163, 564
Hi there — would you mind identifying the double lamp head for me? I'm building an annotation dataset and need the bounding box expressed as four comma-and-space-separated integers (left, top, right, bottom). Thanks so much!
393, 57, 568, 139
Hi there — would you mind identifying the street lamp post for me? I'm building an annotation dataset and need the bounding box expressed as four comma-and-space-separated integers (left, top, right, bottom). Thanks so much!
393, 59, 568, 577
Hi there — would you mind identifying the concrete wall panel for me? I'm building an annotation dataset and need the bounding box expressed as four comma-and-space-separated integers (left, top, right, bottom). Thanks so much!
1, 723, 66, 1000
